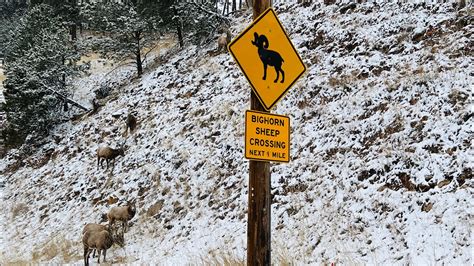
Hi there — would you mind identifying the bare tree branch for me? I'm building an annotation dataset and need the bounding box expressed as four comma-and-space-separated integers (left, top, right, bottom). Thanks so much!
141, 42, 162, 64
187, 2, 231, 25
44, 87, 89, 111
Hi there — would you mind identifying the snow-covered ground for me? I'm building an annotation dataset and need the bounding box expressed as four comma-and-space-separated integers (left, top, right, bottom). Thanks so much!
1, 1, 473, 265
73, 36, 177, 108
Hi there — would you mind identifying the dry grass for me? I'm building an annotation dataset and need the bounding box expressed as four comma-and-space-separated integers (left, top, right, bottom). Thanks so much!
198, 248, 245, 266
3, 235, 131, 265
273, 248, 296, 266
196, 242, 299, 265
272, 226, 307, 266
1, 261, 31, 266
11, 203, 29, 220
31, 235, 82, 263
328, 74, 358, 88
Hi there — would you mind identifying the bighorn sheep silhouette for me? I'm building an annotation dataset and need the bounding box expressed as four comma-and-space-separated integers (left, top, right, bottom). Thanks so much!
251, 32, 285, 83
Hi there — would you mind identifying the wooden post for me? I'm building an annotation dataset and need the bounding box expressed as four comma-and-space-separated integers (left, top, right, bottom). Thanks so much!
248, 1, 271, 265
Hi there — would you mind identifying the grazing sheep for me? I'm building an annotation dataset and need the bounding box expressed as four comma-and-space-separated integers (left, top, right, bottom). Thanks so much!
82, 223, 108, 258
251, 32, 285, 83
83, 225, 124, 266
97, 145, 124, 170
107, 202, 136, 233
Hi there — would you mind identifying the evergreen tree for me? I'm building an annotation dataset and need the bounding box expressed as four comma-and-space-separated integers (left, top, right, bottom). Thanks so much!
81, 1, 162, 76
0, 0, 27, 19
0, 0, 27, 58
1, 4, 79, 147
30, 0, 81, 40
173, 1, 230, 46
0, 17, 18, 59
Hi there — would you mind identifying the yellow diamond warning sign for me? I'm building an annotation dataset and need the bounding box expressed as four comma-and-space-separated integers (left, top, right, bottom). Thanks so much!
245, 110, 290, 163
229, 8, 306, 110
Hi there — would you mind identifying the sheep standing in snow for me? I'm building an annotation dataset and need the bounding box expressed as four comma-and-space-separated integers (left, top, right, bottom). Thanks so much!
107, 202, 136, 233
123, 113, 137, 137
97, 144, 124, 170
82, 223, 108, 258
83, 224, 124, 266
217, 28, 232, 53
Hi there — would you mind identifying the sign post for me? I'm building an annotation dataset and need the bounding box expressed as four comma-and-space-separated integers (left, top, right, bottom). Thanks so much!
249, 2, 271, 264
227, 1, 305, 264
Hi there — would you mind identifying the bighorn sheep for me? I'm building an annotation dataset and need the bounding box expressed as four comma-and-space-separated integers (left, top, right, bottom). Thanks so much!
251, 32, 285, 83
82, 223, 107, 235
82, 223, 108, 258
83, 224, 124, 266
217, 28, 232, 53
107, 202, 136, 233
122, 113, 137, 137
97, 144, 124, 170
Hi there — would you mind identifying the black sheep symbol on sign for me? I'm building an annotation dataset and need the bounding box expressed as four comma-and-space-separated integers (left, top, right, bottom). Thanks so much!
251, 32, 285, 83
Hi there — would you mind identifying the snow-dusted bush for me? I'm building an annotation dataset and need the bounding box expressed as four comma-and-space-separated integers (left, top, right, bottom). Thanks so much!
1, 4, 79, 147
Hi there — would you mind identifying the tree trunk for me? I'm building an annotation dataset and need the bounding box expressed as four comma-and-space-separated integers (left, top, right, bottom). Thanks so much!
70, 0, 78, 41
45, 87, 89, 111
232, 0, 236, 11
252, 0, 269, 21
70, 24, 77, 41
173, 7, 184, 48
222, 0, 227, 15
176, 23, 183, 48
61, 56, 66, 84
135, 31, 143, 76
246, 0, 253, 8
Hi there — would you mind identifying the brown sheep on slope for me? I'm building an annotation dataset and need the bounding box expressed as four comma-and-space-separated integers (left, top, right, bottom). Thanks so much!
123, 113, 137, 137
107, 202, 136, 233
82, 223, 107, 235
217, 28, 232, 53
82, 225, 124, 266
97, 145, 124, 170
82, 223, 108, 258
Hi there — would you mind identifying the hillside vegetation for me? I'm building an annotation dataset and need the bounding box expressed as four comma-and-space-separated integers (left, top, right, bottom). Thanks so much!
0, 2, 472, 264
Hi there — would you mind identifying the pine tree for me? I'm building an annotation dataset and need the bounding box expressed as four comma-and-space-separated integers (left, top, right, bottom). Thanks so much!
81, 1, 162, 76
1, 4, 79, 147
173, 1, 230, 46
0, 0, 27, 58
0, 0, 27, 19
30, 0, 81, 40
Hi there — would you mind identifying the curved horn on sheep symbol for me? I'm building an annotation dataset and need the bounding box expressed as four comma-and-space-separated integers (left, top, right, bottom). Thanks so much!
251, 32, 285, 83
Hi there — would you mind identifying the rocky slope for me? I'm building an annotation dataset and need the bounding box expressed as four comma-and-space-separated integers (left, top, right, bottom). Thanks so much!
0, 1, 472, 264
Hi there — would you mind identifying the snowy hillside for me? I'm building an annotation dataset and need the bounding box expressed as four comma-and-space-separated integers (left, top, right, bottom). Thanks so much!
1, 1, 473, 265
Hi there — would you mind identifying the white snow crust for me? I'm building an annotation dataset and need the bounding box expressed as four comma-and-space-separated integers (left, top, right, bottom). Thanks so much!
1, 1, 472, 265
